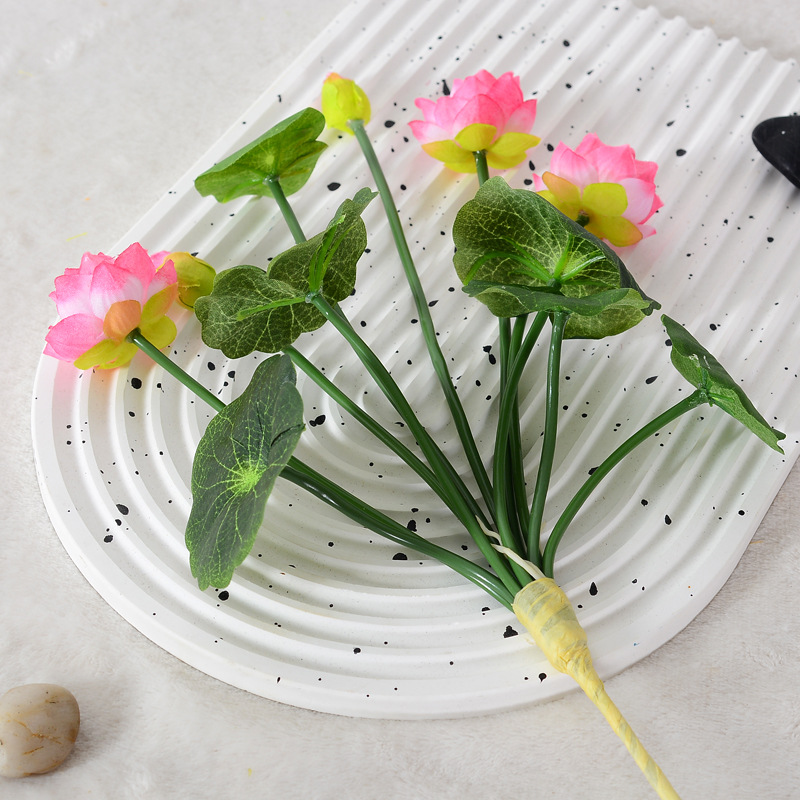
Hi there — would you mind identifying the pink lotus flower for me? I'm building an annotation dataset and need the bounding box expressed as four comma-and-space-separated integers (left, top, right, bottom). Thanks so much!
532, 133, 662, 247
409, 70, 540, 173
45, 243, 179, 369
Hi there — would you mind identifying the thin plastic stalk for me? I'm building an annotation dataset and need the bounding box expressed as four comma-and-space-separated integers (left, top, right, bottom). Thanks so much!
129, 330, 226, 413
527, 311, 567, 560
542, 390, 706, 577
496, 316, 530, 586
309, 291, 523, 596
349, 118, 495, 521
284, 460, 515, 610
492, 311, 549, 567
508, 315, 530, 534
473, 149, 490, 184
284, 344, 447, 499
265, 175, 306, 243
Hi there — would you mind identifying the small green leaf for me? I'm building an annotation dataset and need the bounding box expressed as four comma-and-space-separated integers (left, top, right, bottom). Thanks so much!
194, 108, 327, 202
453, 177, 659, 338
662, 315, 785, 452
195, 191, 375, 357
186, 354, 305, 590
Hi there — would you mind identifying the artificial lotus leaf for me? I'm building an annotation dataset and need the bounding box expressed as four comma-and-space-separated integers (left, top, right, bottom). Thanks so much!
194, 108, 327, 202
186, 354, 305, 590
453, 177, 659, 338
463, 283, 650, 320
662, 315, 785, 452
195, 189, 375, 357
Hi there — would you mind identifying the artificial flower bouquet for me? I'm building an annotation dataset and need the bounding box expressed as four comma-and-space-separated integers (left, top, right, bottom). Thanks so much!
43, 70, 784, 799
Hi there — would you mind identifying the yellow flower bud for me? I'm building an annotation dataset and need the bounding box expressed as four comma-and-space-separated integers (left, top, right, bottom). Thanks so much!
321, 73, 371, 133
163, 252, 216, 309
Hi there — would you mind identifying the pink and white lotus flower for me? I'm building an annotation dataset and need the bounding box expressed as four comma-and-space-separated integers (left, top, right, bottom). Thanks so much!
532, 133, 662, 247
44, 243, 179, 370
410, 70, 540, 173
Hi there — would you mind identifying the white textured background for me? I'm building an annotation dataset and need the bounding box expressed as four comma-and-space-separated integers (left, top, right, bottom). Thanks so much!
3, 1, 800, 798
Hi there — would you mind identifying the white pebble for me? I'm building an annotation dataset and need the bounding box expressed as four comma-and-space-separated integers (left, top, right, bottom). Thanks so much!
0, 684, 80, 778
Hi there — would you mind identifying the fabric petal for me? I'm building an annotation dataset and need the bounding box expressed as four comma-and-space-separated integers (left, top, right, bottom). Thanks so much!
504, 99, 538, 135
44, 314, 104, 361
587, 141, 637, 182
586, 215, 643, 247
141, 284, 179, 328
455, 123, 498, 152
140, 314, 178, 350
409, 119, 449, 145
422, 139, 469, 164
617, 178, 658, 223
103, 299, 142, 342
74, 339, 137, 370
453, 95, 506, 135
50, 268, 95, 317
486, 72, 525, 118
549, 143, 597, 188
582, 182, 629, 217
489, 131, 540, 158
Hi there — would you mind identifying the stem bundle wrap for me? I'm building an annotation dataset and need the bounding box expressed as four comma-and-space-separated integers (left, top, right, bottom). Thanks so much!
512, 579, 681, 800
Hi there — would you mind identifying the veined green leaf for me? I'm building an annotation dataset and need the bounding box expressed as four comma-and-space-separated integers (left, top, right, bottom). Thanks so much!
195, 190, 375, 357
194, 108, 327, 202
662, 315, 785, 452
453, 177, 659, 338
186, 354, 305, 590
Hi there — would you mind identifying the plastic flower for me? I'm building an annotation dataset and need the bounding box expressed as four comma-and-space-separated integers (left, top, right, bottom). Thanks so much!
321, 73, 371, 133
532, 133, 662, 247
44, 243, 179, 369
409, 70, 540, 173
163, 251, 216, 309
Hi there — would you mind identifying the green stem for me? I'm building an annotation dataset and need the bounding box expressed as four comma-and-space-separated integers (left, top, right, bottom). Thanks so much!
527, 311, 568, 560
508, 315, 530, 534
474, 150, 490, 185
349, 118, 496, 522
541, 389, 707, 577
496, 317, 529, 586
129, 330, 226, 413
265, 175, 306, 243
284, 344, 446, 499
283, 461, 515, 610
493, 312, 549, 568
309, 291, 522, 596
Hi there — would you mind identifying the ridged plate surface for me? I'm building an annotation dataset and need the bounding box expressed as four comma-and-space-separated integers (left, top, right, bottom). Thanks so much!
32, 0, 800, 718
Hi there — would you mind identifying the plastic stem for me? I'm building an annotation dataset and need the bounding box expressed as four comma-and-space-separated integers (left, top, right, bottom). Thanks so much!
349, 117, 496, 521
542, 390, 706, 577
265, 175, 306, 243
527, 311, 567, 560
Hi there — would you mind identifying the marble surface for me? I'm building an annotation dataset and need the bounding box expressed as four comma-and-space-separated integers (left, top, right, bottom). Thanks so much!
3, 1, 800, 798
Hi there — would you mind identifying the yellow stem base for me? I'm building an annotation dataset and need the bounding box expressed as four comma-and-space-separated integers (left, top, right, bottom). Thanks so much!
513, 579, 682, 800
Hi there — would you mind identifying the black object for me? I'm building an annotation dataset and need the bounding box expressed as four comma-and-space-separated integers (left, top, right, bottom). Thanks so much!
752, 115, 800, 189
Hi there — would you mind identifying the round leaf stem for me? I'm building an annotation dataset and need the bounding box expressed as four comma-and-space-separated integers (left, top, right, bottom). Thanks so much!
265, 175, 306, 243
541, 389, 706, 577
526, 311, 568, 560
349, 118, 496, 522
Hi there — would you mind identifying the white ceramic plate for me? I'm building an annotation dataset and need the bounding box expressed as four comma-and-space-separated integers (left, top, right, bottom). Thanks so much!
32, 0, 800, 718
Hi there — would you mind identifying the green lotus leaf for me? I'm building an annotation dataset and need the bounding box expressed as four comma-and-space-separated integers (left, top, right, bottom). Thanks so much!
662, 315, 785, 452
194, 108, 327, 202
453, 177, 659, 338
186, 354, 305, 590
